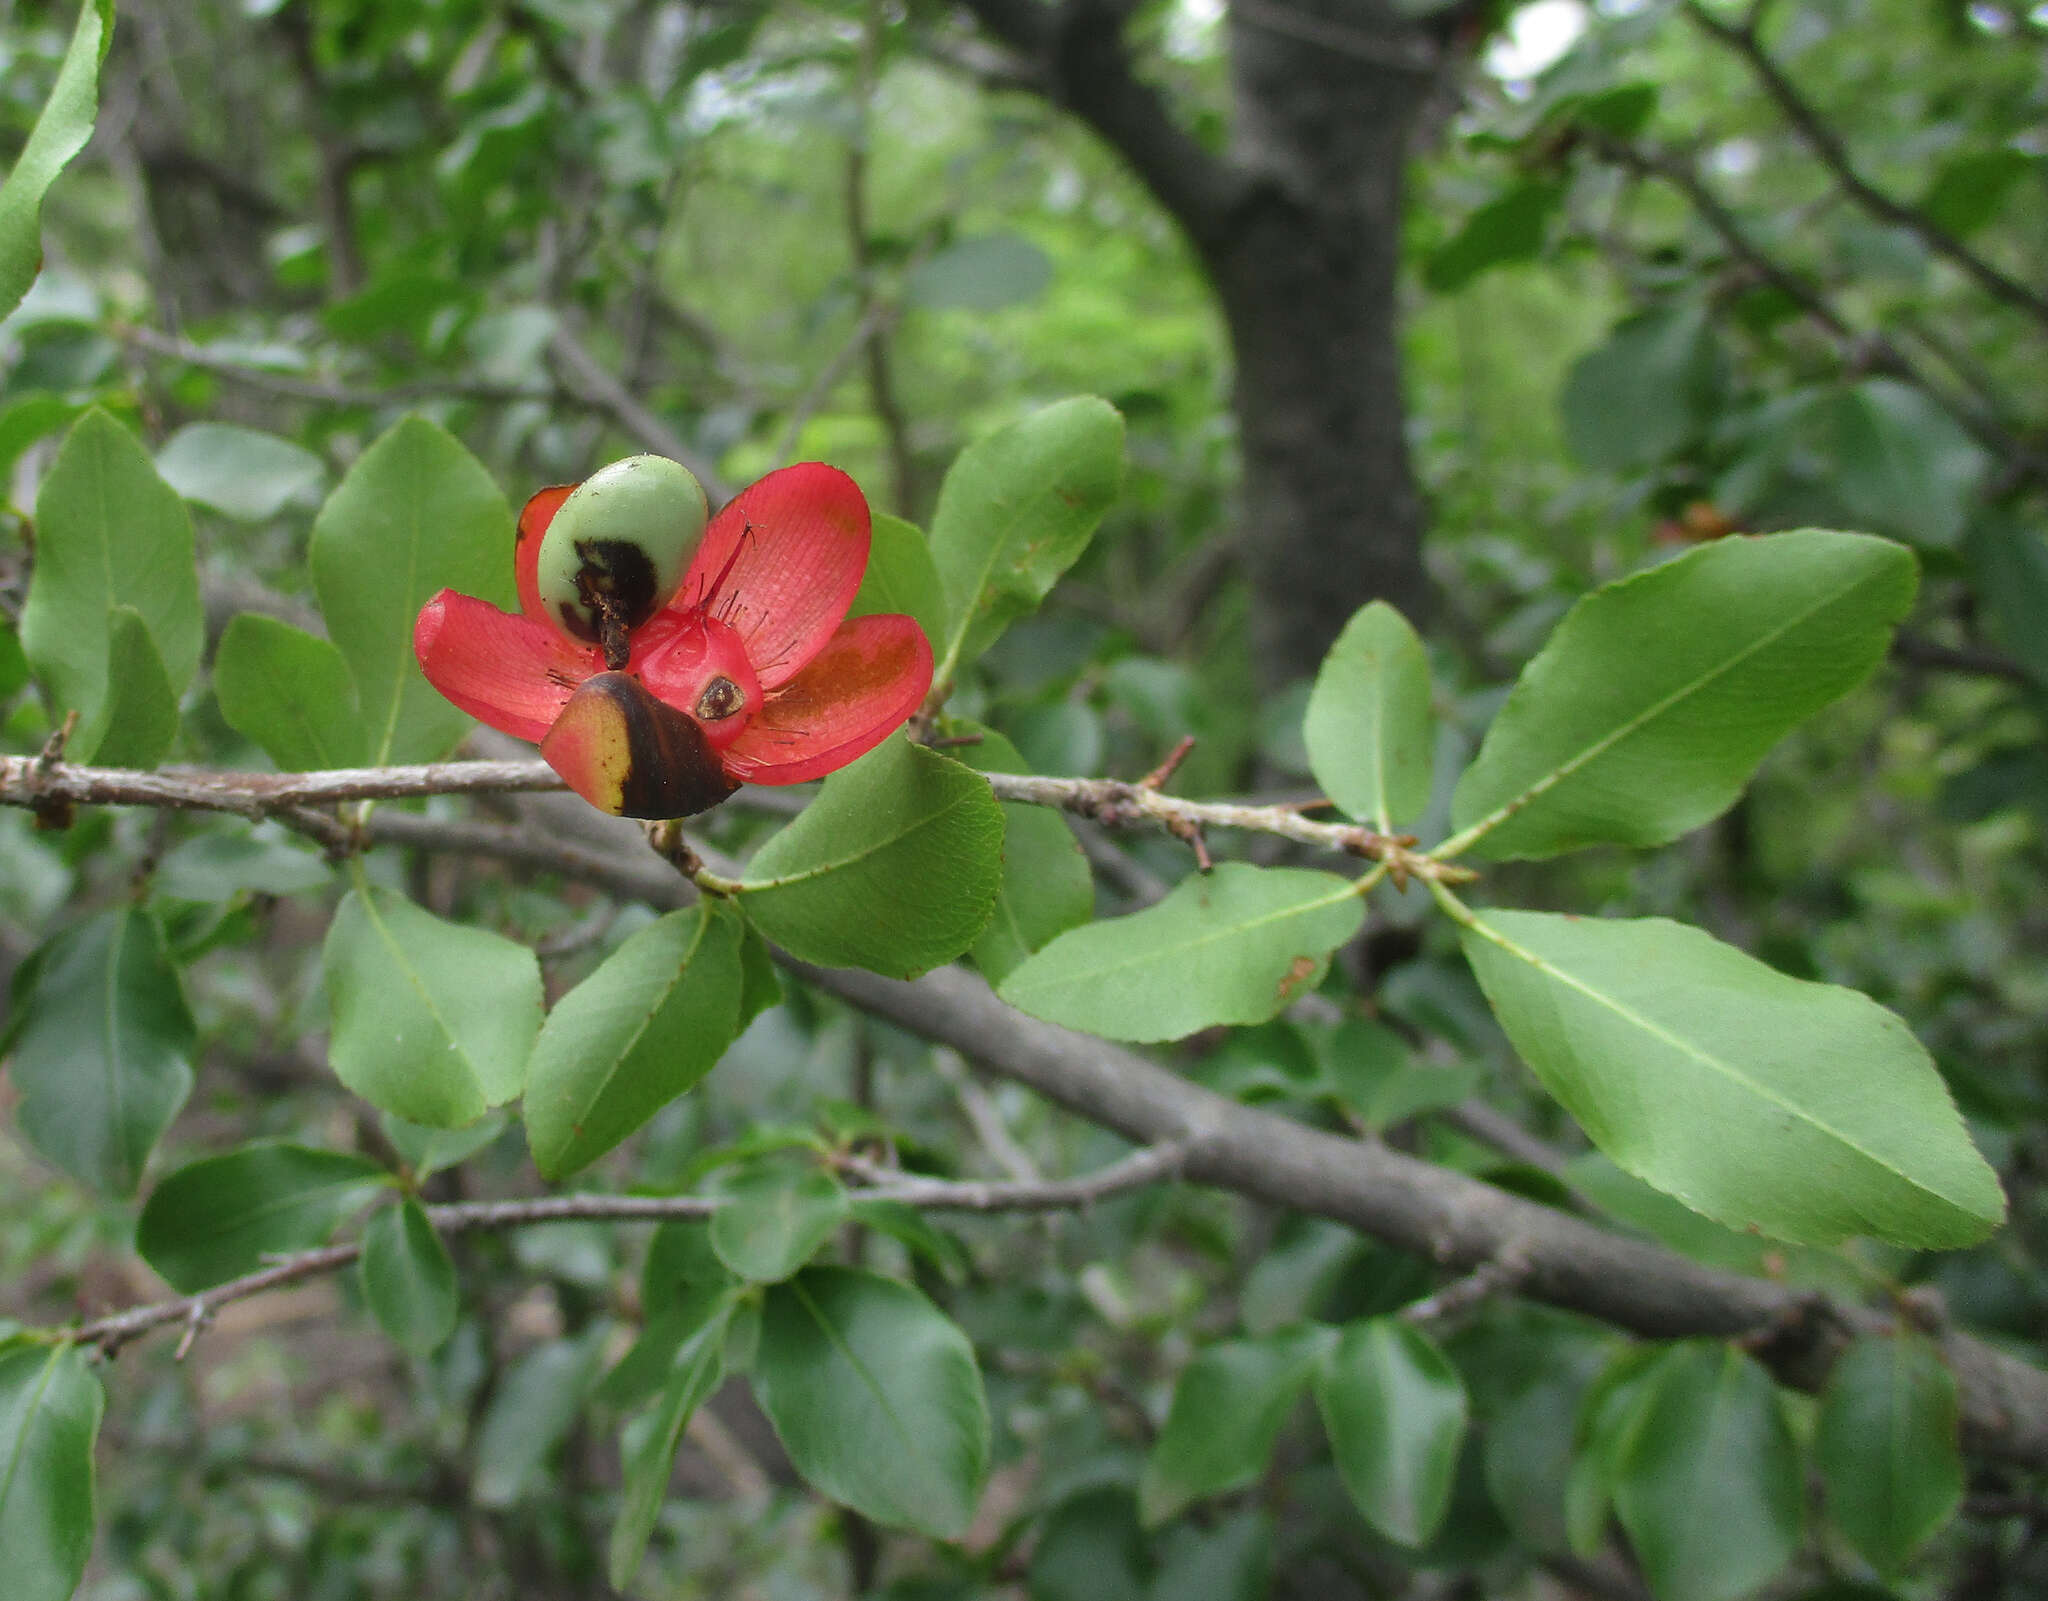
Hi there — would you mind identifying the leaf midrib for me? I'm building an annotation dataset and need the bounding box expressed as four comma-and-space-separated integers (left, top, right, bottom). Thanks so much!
741, 784, 982, 892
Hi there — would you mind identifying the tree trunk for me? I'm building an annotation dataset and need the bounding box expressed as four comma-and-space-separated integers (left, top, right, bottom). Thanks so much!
1207, 3, 1437, 679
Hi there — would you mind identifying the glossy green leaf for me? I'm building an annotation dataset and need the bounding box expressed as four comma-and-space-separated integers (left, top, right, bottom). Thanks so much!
1138, 1327, 1332, 1526
1447, 532, 1916, 861
958, 723, 1092, 984
6, 907, 193, 1197
1000, 864, 1363, 1043
0, 0, 113, 321
1463, 910, 2002, 1246
19, 409, 201, 746
75, 607, 178, 770
359, 1200, 458, 1355
1614, 1343, 1801, 1601
608, 1314, 728, 1589
524, 904, 744, 1177
737, 737, 1004, 978
136, 1142, 390, 1292
1815, 1336, 1962, 1575
753, 1266, 989, 1538
929, 397, 1124, 679
1313, 1318, 1467, 1546
709, 1166, 848, 1283
309, 416, 516, 765
1826, 380, 1988, 551
0, 1341, 103, 1601
1561, 303, 1720, 471
1304, 601, 1435, 831
1424, 180, 1561, 292
324, 884, 542, 1129
848, 511, 948, 652
471, 1326, 609, 1508
214, 614, 365, 770
154, 423, 324, 523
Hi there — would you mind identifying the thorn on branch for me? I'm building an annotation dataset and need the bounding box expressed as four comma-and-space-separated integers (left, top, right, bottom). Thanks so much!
1403, 1245, 1532, 1325
1165, 814, 1213, 872
29, 710, 78, 830
172, 1299, 212, 1361
1139, 734, 1196, 791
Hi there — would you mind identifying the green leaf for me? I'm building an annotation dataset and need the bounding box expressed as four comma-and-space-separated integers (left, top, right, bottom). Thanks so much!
6, 907, 194, 1197
903, 232, 1053, 312
1146, 1509, 1273, 1601
1815, 1336, 1962, 1575
135, 1142, 390, 1292
1316, 1018, 1476, 1132
957, 723, 1092, 985
380, 1110, 507, 1180
1447, 532, 1917, 861
1303, 602, 1435, 831
847, 512, 948, 668
929, 397, 1124, 680
1031, 1487, 1150, 1601
524, 904, 744, 1178
1964, 515, 2048, 688
1462, 909, 2003, 1247
155, 823, 332, 901
1138, 1327, 1332, 1526
309, 416, 516, 765
1921, 148, 2032, 237
471, 1327, 609, 1508
19, 409, 202, 740
999, 863, 1364, 1044
1560, 303, 1720, 471
737, 737, 1004, 978
0, 0, 113, 321
213, 614, 365, 769
324, 885, 542, 1129
1424, 180, 1562, 293
359, 1200, 458, 1355
1826, 380, 1989, 551
607, 1313, 728, 1589
753, 1266, 989, 1538
1614, 1343, 1801, 1601
1313, 1318, 1467, 1546
709, 1165, 849, 1283
0, 1342, 103, 1601
154, 423, 324, 523
74, 607, 177, 769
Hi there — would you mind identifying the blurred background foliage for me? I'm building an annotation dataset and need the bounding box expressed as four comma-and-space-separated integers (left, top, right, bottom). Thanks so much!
1, 0, 2045, 1595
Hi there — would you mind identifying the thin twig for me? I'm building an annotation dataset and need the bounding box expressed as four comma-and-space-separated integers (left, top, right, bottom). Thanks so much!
64, 1149, 1196, 1358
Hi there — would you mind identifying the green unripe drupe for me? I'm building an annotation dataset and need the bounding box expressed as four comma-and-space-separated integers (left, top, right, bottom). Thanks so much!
537, 455, 710, 665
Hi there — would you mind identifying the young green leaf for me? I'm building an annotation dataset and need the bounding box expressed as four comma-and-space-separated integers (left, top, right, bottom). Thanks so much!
1138, 1327, 1334, 1527
1303, 601, 1435, 832
608, 1314, 728, 1590
708, 1165, 849, 1284
1462, 910, 2003, 1247
324, 885, 542, 1129
359, 1200, 459, 1355
928, 396, 1124, 680
523, 904, 744, 1178
1313, 1318, 1468, 1546
154, 423, 324, 524
847, 511, 947, 654
18, 409, 201, 745
0, 1341, 104, 1601
1613, 1343, 1801, 1601
136, 1142, 391, 1291
999, 864, 1363, 1044
214, 614, 366, 770
737, 737, 1004, 978
7, 907, 194, 1197
956, 722, 1092, 985
1446, 532, 1916, 861
0, 0, 113, 321
1815, 1336, 1962, 1575
379, 1111, 507, 1180
309, 416, 516, 765
752, 1267, 989, 1538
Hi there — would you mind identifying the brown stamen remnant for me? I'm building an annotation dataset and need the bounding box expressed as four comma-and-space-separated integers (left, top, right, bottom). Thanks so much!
694, 675, 745, 721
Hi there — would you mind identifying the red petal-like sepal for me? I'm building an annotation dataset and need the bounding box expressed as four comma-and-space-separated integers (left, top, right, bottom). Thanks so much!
414, 590, 596, 743
721, 613, 932, 784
